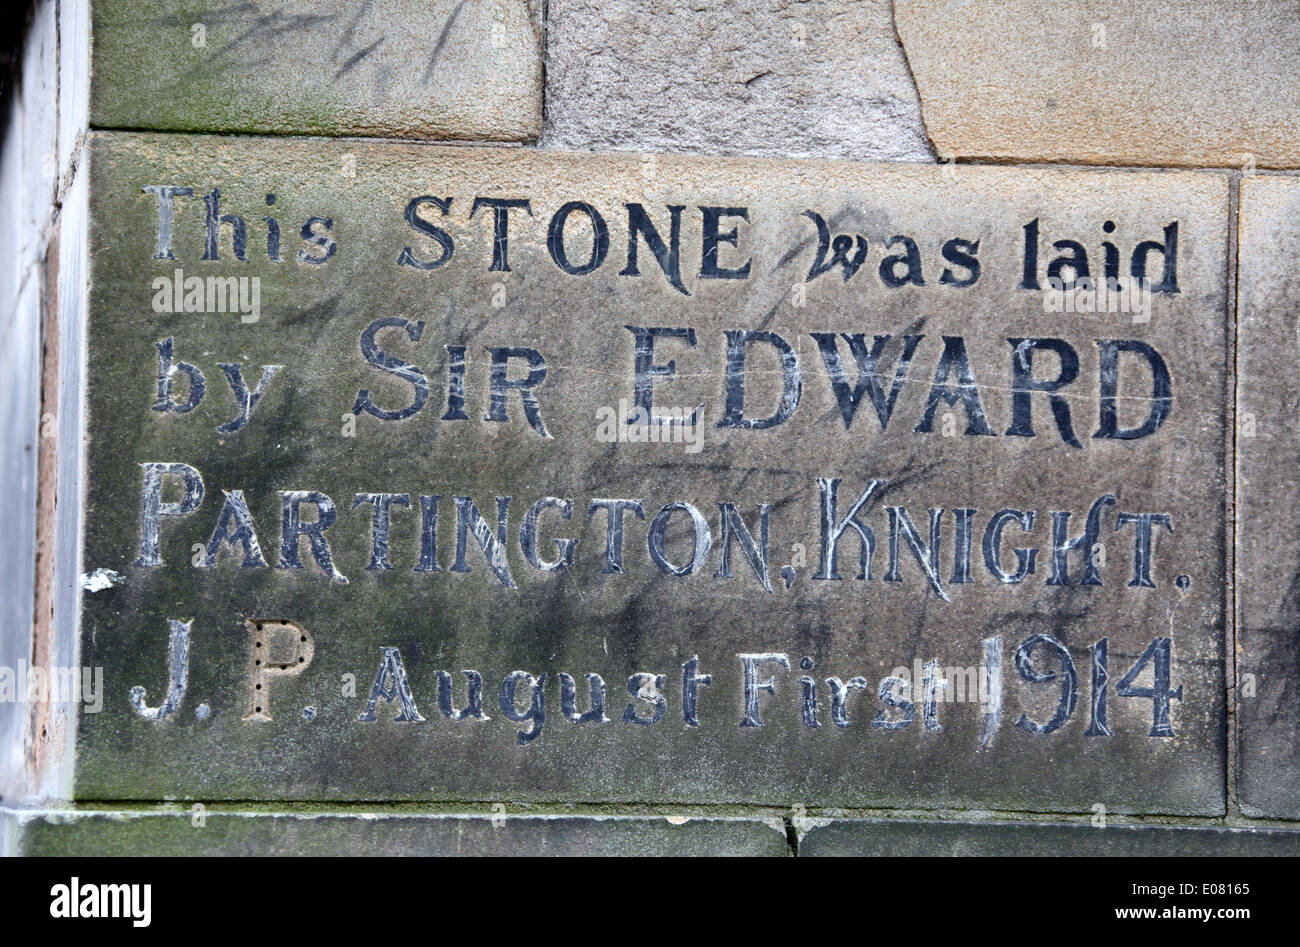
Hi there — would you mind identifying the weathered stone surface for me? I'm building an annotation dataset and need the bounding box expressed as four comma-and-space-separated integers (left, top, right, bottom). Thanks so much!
20, 0, 58, 248
895, 0, 1300, 169
1, 807, 789, 856
799, 817, 1300, 856
542, 0, 932, 161
36, 165, 91, 803
1236, 174, 1300, 820
57, 0, 89, 184
0, 274, 41, 804
0, 0, 62, 805
90, 0, 542, 141
78, 132, 1228, 814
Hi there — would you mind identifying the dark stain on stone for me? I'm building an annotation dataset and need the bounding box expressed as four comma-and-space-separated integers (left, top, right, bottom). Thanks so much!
283, 292, 345, 328
423, 1, 466, 84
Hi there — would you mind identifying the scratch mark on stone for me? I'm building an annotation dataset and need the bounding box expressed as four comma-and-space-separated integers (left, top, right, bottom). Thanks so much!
424, 1, 467, 84
332, 0, 375, 62
334, 36, 386, 80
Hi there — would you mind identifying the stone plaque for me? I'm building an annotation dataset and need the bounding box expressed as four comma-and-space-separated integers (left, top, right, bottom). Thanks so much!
90, 0, 542, 141
77, 132, 1229, 813
1236, 174, 1300, 819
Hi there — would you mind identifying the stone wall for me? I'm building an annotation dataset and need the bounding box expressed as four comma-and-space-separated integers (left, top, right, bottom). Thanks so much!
1, 0, 1298, 855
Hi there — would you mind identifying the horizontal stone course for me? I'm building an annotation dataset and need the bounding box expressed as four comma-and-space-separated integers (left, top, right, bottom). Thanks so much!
2, 808, 790, 856
799, 818, 1300, 856
7, 808, 1296, 855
